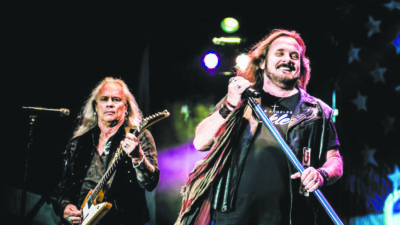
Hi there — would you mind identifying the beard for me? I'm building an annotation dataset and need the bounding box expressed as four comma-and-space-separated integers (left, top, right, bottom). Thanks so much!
265, 70, 299, 90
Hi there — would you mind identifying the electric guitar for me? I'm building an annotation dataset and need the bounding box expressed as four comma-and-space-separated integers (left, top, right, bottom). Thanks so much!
80, 110, 170, 225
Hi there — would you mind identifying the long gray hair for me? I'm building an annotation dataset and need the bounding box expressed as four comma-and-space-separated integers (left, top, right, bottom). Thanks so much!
237, 29, 311, 91
72, 77, 143, 139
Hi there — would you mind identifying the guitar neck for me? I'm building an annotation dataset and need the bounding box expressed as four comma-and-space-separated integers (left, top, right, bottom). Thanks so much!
91, 147, 125, 200
87, 110, 170, 204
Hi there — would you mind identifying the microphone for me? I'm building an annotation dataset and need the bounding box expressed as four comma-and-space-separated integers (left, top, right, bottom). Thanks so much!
244, 88, 261, 98
22, 106, 70, 116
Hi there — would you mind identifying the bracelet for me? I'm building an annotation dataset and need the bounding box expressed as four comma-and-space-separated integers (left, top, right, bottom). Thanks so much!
225, 101, 236, 110
133, 156, 144, 168
317, 168, 329, 184
219, 104, 231, 119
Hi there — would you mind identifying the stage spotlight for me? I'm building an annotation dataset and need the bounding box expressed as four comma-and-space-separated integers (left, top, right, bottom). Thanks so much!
202, 51, 220, 71
235, 53, 250, 69
221, 17, 239, 33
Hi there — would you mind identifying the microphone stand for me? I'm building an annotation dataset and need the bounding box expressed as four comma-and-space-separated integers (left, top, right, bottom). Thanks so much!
20, 114, 37, 221
245, 92, 343, 225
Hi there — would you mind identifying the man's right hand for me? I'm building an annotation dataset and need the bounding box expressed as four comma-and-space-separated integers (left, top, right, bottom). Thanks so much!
63, 204, 82, 224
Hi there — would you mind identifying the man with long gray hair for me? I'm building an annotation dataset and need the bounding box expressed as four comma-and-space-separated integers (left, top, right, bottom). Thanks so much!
54, 77, 160, 225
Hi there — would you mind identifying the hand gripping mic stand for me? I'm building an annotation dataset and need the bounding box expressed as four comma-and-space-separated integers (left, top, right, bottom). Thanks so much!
244, 89, 343, 225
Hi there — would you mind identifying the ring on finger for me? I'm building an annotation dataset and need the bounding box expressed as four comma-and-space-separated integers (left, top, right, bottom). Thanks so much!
237, 84, 241, 89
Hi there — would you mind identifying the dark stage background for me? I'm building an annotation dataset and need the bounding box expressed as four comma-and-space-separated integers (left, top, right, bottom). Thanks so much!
3, 1, 400, 224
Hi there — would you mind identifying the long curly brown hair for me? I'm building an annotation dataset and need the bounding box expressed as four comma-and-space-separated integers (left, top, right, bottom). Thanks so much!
237, 29, 311, 91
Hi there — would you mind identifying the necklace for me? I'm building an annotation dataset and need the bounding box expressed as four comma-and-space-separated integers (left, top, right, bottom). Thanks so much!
98, 133, 112, 155
103, 141, 111, 155
271, 97, 285, 113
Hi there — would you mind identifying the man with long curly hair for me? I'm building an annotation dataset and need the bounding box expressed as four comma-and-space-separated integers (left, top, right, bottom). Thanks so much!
176, 29, 343, 225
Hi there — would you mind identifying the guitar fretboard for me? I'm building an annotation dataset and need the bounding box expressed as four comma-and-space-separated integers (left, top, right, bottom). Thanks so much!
90, 147, 126, 203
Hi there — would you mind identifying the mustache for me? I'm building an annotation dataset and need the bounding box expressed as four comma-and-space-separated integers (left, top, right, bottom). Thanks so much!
277, 62, 295, 71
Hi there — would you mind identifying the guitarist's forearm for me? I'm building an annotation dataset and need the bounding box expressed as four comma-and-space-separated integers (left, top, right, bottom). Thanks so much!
133, 129, 160, 191
132, 156, 155, 173
135, 157, 159, 183
135, 161, 160, 191
143, 156, 155, 172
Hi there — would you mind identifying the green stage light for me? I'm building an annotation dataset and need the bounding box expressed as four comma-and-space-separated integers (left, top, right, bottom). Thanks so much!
221, 17, 239, 33
212, 37, 241, 45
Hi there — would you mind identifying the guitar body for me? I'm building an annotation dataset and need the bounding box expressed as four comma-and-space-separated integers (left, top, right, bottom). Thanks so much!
81, 189, 112, 225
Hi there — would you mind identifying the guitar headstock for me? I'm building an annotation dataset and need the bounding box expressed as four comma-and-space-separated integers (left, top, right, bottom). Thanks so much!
135, 110, 170, 134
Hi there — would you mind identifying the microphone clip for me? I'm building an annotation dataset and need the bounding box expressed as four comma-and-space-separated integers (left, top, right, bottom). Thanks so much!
244, 88, 261, 98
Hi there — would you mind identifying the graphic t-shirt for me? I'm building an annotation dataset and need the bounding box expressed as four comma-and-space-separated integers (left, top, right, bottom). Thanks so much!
214, 91, 300, 225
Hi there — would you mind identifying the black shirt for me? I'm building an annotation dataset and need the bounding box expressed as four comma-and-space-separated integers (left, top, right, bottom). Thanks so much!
213, 91, 300, 225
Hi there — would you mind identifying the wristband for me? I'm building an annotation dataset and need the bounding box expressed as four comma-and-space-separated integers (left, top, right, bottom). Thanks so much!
219, 104, 231, 119
317, 168, 329, 184
133, 156, 144, 168
225, 101, 236, 110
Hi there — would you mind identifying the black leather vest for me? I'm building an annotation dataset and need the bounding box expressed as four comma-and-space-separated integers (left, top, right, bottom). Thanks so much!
212, 88, 338, 216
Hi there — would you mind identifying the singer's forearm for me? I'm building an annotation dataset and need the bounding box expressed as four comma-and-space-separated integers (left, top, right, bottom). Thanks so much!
321, 149, 343, 185
193, 110, 228, 151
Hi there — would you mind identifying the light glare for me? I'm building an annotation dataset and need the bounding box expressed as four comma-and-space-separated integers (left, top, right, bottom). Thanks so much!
203, 52, 219, 70
235, 53, 250, 69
